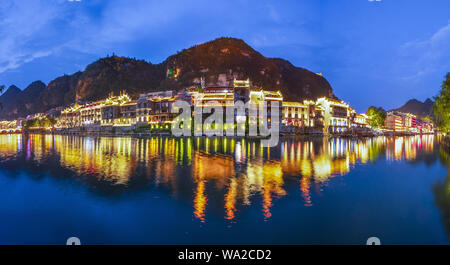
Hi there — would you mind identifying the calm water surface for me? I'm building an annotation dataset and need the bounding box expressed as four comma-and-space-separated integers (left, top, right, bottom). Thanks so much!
0, 134, 449, 244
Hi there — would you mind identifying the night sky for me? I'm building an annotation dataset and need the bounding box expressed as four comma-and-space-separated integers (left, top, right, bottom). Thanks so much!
0, 0, 449, 112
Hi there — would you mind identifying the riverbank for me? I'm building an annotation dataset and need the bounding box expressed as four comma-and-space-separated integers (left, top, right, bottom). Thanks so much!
14, 129, 436, 141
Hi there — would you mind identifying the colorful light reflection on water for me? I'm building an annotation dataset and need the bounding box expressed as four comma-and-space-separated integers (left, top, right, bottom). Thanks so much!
0, 134, 448, 244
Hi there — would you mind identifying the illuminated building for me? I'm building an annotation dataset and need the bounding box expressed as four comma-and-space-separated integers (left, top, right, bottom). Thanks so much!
59, 104, 81, 128
136, 91, 176, 126
167, 68, 181, 79
100, 92, 135, 126
192, 78, 252, 107
26, 113, 45, 120
248, 89, 283, 128
0, 120, 22, 133
282, 100, 316, 127
385, 112, 404, 132
193, 86, 235, 107
385, 111, 419, 133
400, 112, 417, 133
115, 100, 137, 126
351, 113, 371, 128
190, 78, 284, 132
52, 78, 393, 136
315, 97, 352, 134
411, 115, 417, 129
233, 78, 251, 103
417, 120, 434, 134
80, 102, 103, 125
191, 79, 247, 134
59, 92, 136, 128
174, 89, 194, 105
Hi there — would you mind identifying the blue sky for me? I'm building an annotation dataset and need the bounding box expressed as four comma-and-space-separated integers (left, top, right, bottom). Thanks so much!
0, 0, 449, 112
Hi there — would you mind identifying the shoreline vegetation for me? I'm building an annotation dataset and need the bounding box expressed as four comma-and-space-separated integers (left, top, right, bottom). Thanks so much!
443, 134, 450, 152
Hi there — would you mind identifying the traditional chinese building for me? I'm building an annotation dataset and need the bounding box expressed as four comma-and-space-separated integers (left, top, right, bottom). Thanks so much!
351, 113, 371, 128
248, 89, 283, 129
190, 78, 283, 131
315, 97, 352, 134
136, 91, 176, 126
80, 102, 103, 126
0, 120, 22, 133
282, 100, 316, 128
59, 92, 135, 128
115, 100, 137, 126
192, 79, 249, 130
59, 104, 81, 128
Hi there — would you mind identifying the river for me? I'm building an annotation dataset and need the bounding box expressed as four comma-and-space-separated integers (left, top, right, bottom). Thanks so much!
0, 134, 448, 244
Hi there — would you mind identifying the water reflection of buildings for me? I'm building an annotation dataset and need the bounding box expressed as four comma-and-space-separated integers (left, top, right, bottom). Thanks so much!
0, 134, 22, 159
0, 134, 440, 223
385, 135, 435, 161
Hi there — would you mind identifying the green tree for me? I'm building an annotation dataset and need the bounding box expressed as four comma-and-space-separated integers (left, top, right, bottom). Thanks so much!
433, 73, 450, 133
40, 117, 56, 128
24, 118, 41, 129
423, 115, 433, 123
366, 106, 386, 128
24, 119, 35, 129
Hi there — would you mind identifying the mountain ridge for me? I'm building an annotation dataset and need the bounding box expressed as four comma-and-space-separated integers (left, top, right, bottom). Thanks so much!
390, 98, 434, 118
0, 37, 334, 119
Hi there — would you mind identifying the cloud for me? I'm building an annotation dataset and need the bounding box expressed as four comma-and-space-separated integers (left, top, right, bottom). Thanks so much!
399, 21, 450, 81
0, 0, 317, 77
0, 50, 53, 73
0, 0, 221, 71
0, 1, 72, 73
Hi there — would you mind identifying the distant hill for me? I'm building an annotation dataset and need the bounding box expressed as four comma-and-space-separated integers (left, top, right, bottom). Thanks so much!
160, 37, 334, 101
0, 37, 334, 119
391, 98, 434, 118
0, 81, 46, 119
